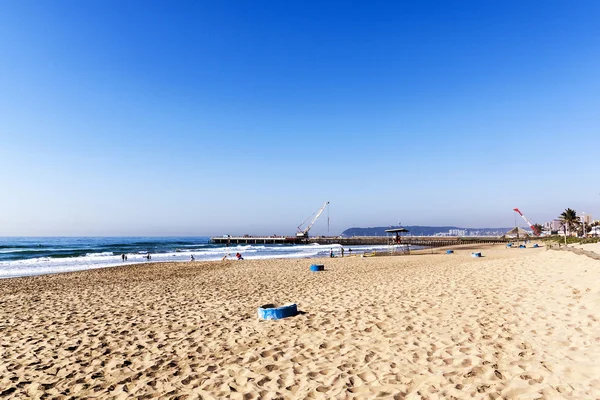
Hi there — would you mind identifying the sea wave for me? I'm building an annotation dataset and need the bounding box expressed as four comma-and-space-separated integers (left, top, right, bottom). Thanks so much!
84, 252, 115, 257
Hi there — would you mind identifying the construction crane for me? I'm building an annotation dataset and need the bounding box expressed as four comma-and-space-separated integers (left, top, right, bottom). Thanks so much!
297, 201, 330, 238
513, 208, 541, 236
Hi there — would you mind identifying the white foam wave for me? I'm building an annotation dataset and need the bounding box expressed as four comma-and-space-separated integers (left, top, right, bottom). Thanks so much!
85, 252, 115, 257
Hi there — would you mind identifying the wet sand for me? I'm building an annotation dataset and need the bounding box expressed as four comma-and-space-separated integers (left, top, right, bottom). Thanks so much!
1, 245, 599, 399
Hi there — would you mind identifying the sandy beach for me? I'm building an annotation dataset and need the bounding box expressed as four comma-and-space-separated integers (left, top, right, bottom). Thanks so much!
1, 244, 599, 399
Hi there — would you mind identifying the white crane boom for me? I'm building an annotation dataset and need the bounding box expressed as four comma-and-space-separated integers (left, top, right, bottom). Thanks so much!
297, 201, 329, 238
513, 208, 541, 236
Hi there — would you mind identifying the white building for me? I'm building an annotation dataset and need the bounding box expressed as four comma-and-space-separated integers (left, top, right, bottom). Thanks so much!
545, 220, 562, 232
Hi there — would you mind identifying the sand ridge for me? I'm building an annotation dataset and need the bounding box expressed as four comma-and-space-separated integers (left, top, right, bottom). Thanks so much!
0, 246, 599, 399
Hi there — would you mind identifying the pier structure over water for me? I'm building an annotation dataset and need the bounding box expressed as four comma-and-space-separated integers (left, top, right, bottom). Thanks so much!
211, 236, 297, 245
210, 235, 509, 247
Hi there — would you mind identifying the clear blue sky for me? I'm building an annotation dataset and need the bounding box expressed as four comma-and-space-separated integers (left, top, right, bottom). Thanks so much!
1, 1, 599, 236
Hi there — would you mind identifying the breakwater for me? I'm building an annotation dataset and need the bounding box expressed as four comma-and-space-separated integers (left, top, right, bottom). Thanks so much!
210, 236, 509, 247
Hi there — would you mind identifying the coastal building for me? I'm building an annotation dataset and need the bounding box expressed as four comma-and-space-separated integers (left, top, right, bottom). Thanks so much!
448, 229, 466, 236
545, 220, 562, 232
581, 214, 593, 224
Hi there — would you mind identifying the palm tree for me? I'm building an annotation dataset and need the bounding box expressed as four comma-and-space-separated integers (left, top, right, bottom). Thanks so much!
559, 208, 580, 243
532, 223, 544, 235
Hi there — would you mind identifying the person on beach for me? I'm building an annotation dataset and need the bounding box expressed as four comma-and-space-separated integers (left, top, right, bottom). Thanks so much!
121, 253, 125, 262
125, 254, 128, 261
236, 252, 244, 260
330, 249, 334, 258
341, 248, 345, 257
349, 248, 352, 255
222, 244, 229, 261
191, 255, 195, 261
146, 253, 151, 260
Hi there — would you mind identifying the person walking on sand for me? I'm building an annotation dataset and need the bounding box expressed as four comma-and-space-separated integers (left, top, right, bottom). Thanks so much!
341, 248, 345, 257
330, 249, 334, 258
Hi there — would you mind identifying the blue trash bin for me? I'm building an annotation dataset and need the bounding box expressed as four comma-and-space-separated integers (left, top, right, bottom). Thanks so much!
471, 252, 482, 258
310, 264, 325, 272
446, 250, 454, 254
257, 303, 298, 320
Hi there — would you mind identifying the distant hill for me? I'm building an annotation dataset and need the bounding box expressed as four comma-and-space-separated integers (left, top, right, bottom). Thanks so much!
341, 226, 515, 237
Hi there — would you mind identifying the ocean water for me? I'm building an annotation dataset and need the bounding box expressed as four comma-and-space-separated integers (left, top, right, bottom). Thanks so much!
0, 237, 395, 279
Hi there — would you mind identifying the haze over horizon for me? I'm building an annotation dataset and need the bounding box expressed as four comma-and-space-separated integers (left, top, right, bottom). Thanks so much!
1, 1, 599, 236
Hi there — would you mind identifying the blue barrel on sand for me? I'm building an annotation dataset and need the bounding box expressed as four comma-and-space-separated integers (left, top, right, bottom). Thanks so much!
310, 264, 325, 272
519, 245, 526, 248
533, 244, 539, 248
446, 250, 454, 254
507, 243, 513, 247
471, 252, 482, 258
257, 303, 298, 320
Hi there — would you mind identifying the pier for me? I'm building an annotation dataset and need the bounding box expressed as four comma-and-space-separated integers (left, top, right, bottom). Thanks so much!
211, 236, 298, 245
210, 236, 509, 247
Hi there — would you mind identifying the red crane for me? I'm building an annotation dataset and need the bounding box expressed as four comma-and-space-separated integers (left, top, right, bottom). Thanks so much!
513, 208, 541, 236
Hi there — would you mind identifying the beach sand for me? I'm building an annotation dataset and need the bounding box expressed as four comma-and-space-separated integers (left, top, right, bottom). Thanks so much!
1, 245, 599, 399
570, 242, 600, 255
